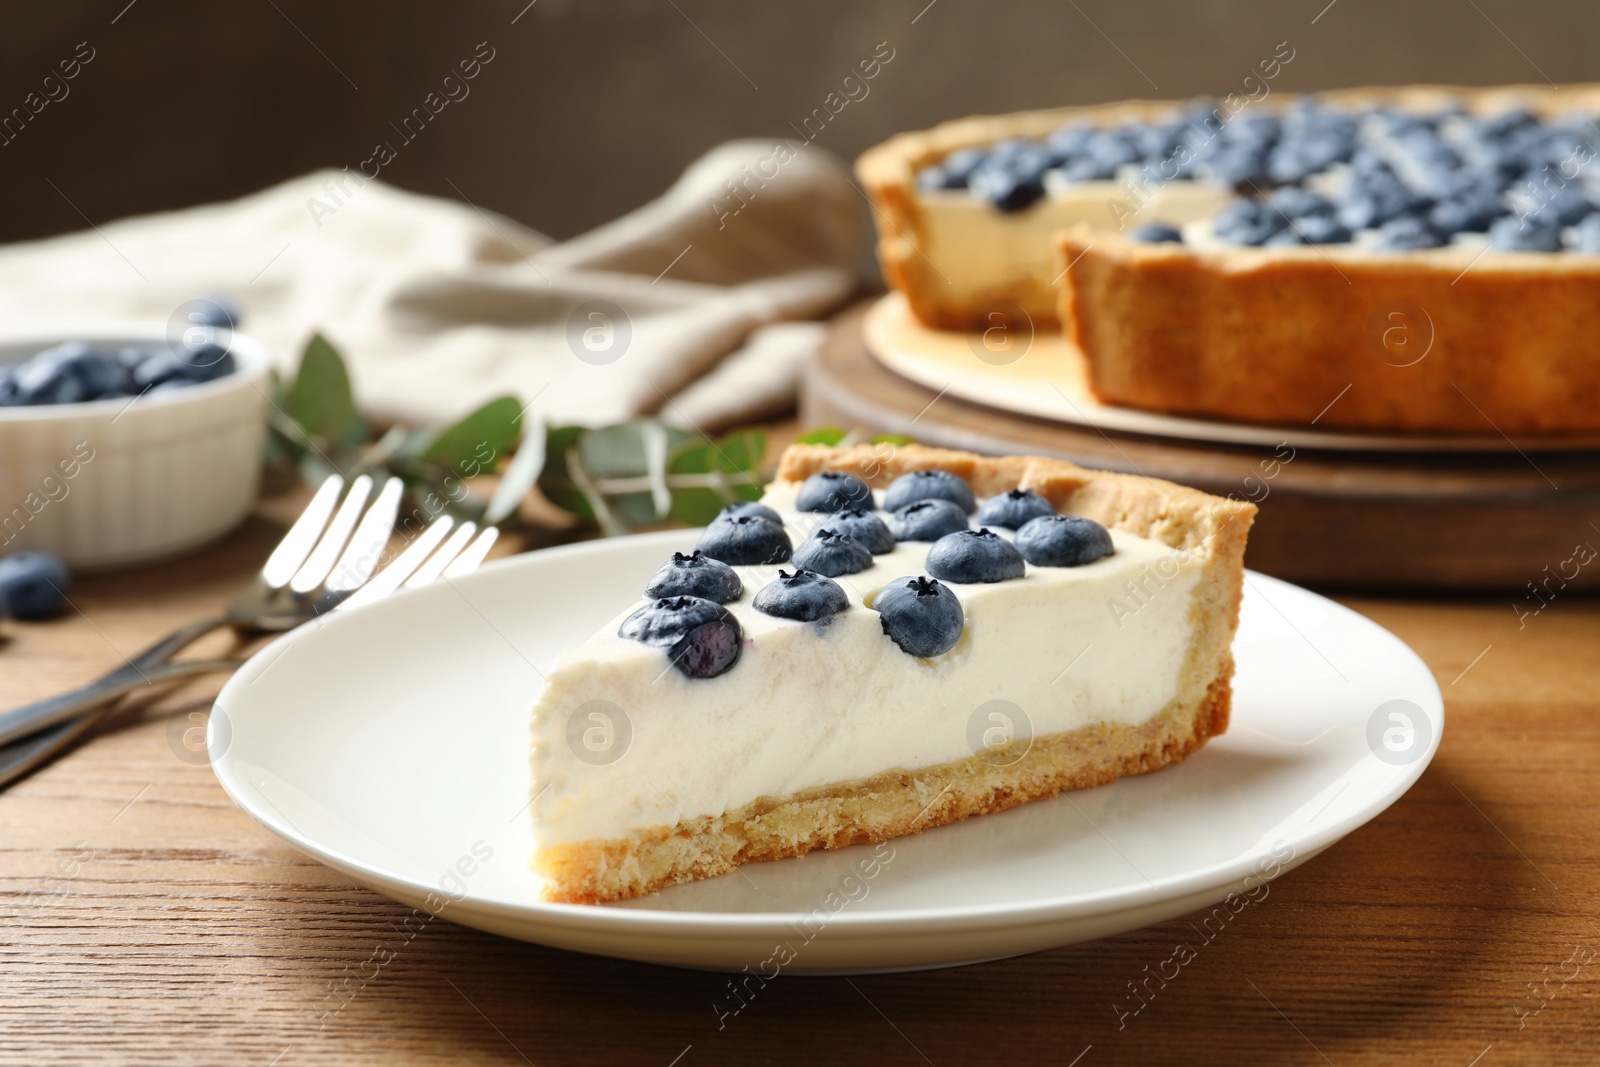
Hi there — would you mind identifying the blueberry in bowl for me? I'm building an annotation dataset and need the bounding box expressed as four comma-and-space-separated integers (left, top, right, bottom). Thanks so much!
0, 322, 272, 568
0, 339, 237, 408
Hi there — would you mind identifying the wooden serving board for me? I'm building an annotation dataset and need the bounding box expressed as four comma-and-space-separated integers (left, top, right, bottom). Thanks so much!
804, 300, 1600, 591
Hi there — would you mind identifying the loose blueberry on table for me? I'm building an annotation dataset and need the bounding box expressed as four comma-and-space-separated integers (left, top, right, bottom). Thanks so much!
1014, 515, 1115, 568
916, 98, 1600, 252
0, 552, 72, 621
618, 596, 742, 679
975, 488, 1055, 530
794, 471, 875, 513
752, 569, 849, 623
881, 469, 976, 514
791, 528, 873, 578
925, 528, 1027, 584
696, 513, 792, 566
812, 508, 896, 555
888, 498, 969, 543
873, 575, 964, 658
644, 550, 742, 603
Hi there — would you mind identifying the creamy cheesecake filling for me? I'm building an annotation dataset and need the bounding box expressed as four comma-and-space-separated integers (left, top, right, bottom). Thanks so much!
915, 181, 1233, 303
530, 487, 1203, 849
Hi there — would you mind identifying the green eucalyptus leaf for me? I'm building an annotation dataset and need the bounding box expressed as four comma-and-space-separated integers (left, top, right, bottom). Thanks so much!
666, 442, 724, 526
288, 334, 362, 445
796, 427, 847, 446
419, 396, 521, 473
537, 425, 593, 519
486, 420, 546, 526
666, 429, 767, 525
715, 429, 766, 498
578, 420, 689, 526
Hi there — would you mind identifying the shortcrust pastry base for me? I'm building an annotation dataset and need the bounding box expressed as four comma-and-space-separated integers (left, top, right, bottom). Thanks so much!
536, 671, 1231, 904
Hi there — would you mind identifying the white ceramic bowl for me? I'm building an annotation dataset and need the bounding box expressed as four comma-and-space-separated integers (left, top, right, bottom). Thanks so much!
0, 324, 272, 570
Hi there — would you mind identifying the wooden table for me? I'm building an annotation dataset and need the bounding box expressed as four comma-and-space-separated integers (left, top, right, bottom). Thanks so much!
3, 486, 1598, 1066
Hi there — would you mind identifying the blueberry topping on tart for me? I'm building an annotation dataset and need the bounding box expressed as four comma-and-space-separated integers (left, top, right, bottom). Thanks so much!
888, 498, 969, 542
1212, 199, 1286, 247
1489, 215, 1564, 252
1573, 213, 1600, 254
1130, 222, 1184, 244
753, 568, 850, 623
697, 514, 792, 565
1014, 515, 1115, 567
874, 575, 964, 658
718, 501, 783, 525
975, 488, 1055, 530
1429, 187, 1506, 234
882, 469, 976, 513
911, 98, 1600, 256
926, 529, 1026, 585
644, 550, 743, 603
813, 508, 896, 554
1264, 214, 1353, 246
795, 470, 875, 513
1374, 216, 1449, 252
620, 595, 743, 677
792, 528, 873, 578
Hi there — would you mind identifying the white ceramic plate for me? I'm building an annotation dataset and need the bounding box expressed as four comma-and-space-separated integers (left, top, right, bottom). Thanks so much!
210, 530, 1443, 973
864, 294, 1600, 454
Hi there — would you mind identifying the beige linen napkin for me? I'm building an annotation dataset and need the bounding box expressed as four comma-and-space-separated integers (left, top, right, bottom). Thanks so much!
0, 139, 860, 431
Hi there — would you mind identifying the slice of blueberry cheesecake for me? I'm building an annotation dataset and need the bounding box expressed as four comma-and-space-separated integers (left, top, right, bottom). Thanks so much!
529, 444, 1254, 904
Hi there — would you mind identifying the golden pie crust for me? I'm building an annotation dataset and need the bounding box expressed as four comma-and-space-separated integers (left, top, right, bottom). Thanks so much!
536, 443, 1255, 903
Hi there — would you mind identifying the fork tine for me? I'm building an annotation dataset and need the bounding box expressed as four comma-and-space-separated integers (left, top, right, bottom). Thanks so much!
338, 516, 455, 611
259, 475, 343, 589
323, 477, 404, 594
289, 475, 373, 594
405, 522, 477, 589
443, 527, 499, 579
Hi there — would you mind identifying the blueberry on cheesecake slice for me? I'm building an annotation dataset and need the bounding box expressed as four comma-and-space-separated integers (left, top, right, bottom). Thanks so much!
528, 444, 1254, 904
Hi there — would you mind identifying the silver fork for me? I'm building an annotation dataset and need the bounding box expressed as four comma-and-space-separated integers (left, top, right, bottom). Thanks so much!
0, 473, 498, 766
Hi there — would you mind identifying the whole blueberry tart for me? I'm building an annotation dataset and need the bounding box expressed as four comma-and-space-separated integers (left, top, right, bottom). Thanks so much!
858, 85, 1600, 433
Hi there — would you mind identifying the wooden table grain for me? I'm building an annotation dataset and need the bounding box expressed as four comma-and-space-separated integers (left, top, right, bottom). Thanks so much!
2, 486, 1598, 1066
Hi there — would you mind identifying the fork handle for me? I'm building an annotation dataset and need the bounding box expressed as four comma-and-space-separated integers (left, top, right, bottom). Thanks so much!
0, 655, 242, 748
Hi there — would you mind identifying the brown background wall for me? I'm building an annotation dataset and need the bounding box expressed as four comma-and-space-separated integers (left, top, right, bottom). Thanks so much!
3, 0, 1598, 249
